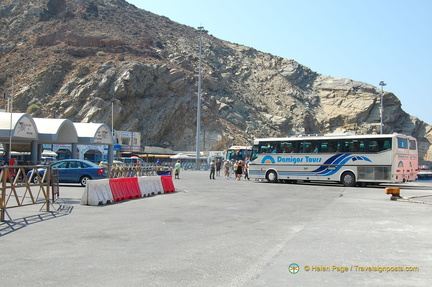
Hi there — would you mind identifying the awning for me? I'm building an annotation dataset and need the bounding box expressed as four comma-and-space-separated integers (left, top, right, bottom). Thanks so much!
170, 153, 190, 159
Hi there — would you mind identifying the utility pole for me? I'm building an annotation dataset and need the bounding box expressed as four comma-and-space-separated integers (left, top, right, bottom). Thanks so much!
195, 26, 207, 170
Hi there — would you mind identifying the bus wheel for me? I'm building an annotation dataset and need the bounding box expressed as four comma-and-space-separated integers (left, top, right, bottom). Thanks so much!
266, 170, 278, 183
341, 171, 356, 187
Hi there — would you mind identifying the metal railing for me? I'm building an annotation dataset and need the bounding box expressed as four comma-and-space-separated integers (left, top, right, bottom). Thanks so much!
0, 165, 53, 222
107, 164, 171, 178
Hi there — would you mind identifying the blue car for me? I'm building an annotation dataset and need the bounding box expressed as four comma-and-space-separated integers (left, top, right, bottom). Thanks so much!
28, 159, 108, 187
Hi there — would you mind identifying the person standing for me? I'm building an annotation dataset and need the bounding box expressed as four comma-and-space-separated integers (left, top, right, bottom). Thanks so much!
244, 157, 250, 180
216, 159, 222, 177
224, 160, 231, 179
236, 160, 243, 180
233, 161, 238, 180
209, 160, 216, 179
174, 160, 181, 179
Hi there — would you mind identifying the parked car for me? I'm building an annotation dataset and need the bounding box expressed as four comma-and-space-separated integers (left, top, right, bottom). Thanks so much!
27, 159, 108, 187
98, 160, 125, 167
40, 156, 58, 165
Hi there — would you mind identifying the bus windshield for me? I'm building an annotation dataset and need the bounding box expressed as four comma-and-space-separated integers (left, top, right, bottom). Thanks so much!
225, 146, 252, 161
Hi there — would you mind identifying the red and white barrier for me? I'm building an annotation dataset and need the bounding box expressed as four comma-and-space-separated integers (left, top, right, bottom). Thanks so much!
109, 177, 141, 202
81, 175, 176, 206
160, 175, 175, 193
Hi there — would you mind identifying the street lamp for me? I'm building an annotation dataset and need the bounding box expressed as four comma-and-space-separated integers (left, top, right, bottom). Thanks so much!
111, 99, 115, 137
109, 99, 119, 164
196, 26, 207, 170
8, 77, 14, 162
379, 81, 386, 134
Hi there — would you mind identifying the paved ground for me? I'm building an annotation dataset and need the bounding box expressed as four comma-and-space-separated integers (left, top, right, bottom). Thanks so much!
1, 171, 431, 287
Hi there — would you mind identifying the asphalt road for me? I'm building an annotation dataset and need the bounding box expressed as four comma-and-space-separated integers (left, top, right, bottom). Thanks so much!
1, 171, 431, 286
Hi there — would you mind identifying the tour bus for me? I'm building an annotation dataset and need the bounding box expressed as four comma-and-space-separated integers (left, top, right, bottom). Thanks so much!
248, 133, 418, 186
224, 145, 252, 162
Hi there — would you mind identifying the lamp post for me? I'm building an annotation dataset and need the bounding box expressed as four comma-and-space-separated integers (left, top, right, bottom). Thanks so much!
195, 26, 206, 170
109, 99, 118, 164
379, 81, 386, 134
111, 100, 115, 136
8, 77, 14, 162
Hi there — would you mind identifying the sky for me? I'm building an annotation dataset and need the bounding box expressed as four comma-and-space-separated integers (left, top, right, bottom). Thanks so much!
128, 0, 432, 124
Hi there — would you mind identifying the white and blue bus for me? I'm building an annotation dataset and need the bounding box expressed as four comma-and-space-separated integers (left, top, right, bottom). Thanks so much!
224, 145, 252, 162
249, 133, 418, 186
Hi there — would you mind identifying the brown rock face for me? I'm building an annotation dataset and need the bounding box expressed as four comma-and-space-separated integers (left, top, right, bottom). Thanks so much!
1, 0, 431, 163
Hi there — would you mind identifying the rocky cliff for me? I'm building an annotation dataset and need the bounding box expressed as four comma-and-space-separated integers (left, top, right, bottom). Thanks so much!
1, 0, 432, 163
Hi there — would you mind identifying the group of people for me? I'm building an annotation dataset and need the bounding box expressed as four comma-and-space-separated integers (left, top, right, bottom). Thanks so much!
209, 158, 250, 180
173, 157, 251, 181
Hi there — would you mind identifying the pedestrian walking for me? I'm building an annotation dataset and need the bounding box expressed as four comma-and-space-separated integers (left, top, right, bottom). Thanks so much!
174, 160, 181, 179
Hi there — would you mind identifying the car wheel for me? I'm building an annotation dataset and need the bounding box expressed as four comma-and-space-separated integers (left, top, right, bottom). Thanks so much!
32, 176, 40, 184
80, 176, 91, 187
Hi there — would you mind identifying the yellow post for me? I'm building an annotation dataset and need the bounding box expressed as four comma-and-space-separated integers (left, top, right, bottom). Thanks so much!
385, 187, 401, 200
46, 166, 51, 212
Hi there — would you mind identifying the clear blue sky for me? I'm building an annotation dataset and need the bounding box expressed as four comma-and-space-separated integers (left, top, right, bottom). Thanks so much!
128, 0, 432, 125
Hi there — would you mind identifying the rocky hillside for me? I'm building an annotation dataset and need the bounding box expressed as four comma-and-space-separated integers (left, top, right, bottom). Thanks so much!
1, 0, 432, 163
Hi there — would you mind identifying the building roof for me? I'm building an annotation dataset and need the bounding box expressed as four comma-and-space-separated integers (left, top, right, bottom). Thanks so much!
0, 112, 114, 145
33, 118, 78, 143
0, 112, 38, 142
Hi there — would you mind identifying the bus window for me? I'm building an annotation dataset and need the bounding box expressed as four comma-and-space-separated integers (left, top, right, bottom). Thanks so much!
281, 143, 288, 153
259, 143, 272, 154
409, 140, 417, 150
382, 140, 391, 150
368, 140, 379, 152
251, 146, 259, 161
365, 138, 392, 152
259, 143, 279, 154
397, 138, 408, 149
300, 141, 314, 153
341, 139, 360, 152
359, 141, 366, 152
281, 142, 294, 153
309, 141, 321, 153
320, 142, 328, 153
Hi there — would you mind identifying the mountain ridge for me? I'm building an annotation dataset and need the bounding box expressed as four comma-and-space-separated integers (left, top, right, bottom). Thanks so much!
1, 0, 432, 163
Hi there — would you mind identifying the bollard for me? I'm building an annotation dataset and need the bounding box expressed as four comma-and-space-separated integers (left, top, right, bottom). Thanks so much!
385, 187, 401, 201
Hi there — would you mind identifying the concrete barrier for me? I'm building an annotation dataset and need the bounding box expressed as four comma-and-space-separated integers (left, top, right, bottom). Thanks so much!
81, 176, 175, 205
81, 179, 114, 206
137, 176, 153, 197
144, 176, 164, 195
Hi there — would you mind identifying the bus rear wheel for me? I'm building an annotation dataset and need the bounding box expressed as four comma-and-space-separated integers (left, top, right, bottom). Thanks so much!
341, 171, 356, 187
266, 170, 278, 183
